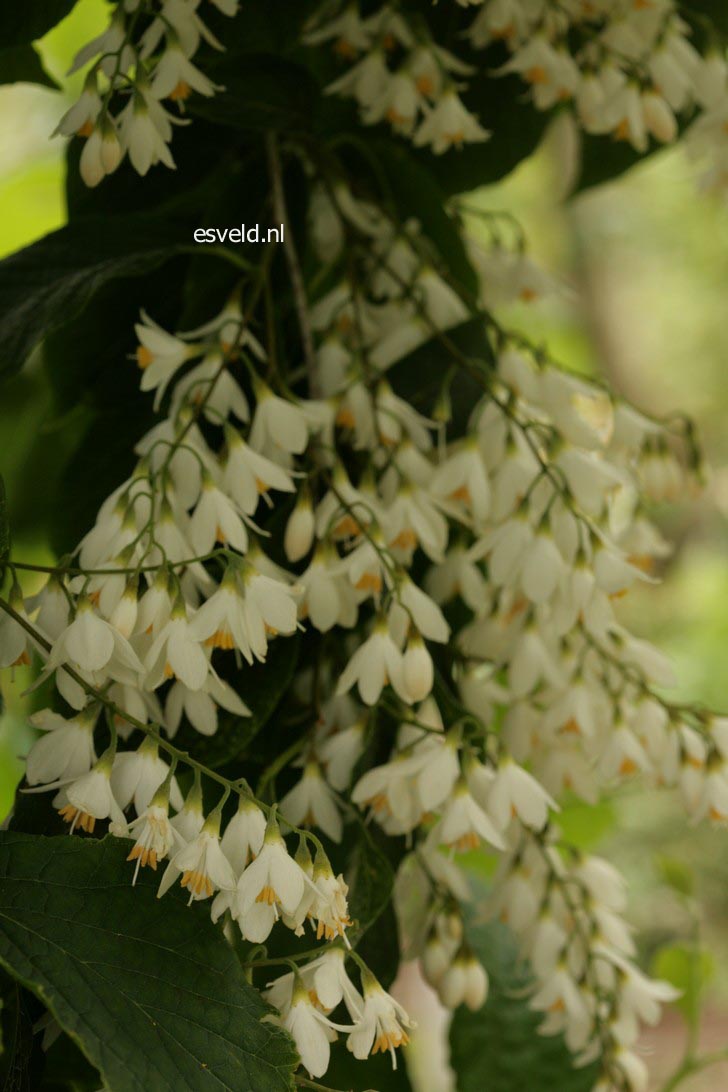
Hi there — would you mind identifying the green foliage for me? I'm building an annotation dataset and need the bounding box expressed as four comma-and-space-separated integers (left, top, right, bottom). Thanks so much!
657, 856, 695, 898
0, 45, 58, 89
556, 798, 617, 850
653, 942, 714, 1029
189, 55, 318, 134
450, 920, 597, 1092
684, 1, 728, 38
174, 634, 302, 769
346, 821, 396, 937
0, 832, 299, 1092
0, 3, 79, 49
0, 216, 192, 380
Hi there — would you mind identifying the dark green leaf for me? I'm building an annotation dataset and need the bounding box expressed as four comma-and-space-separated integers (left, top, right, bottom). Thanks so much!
0, 3, 78, 48
450, 919, 597, 1092
0, 216, 192, 379
388, 318, 493, 436
344, 822, 401, 987
346, 821, 395, 937
188, 54, 317, 133
0, 971, 43, 1092
0, 832, 298, 1092
0, 44, 58, 89
174, 634, 302, 769
683, 1, 728, 38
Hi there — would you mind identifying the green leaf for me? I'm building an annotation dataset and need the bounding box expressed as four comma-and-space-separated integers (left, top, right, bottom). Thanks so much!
652, 942, 713, 1028
388, 318, 492, 435
0, 2, 78, 48
173, 634, 302, 769
656, 856, 694, 898
188, 54, 317, 133
342, 821, 402, 987
0, 44, 58, 89
0, 216, 192, 379
450, 920, 597, 1092
0, 832, 298, 1092
346, 821, 395, 938
684, 1, 728, 38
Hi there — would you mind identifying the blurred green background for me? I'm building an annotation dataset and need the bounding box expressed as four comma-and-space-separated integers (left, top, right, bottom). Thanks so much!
1, 2, 728, 1086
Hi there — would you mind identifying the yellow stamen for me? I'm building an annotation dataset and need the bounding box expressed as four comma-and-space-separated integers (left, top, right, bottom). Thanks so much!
205, 626, 235, 650
355, 572, 382, 594
390, 529, 417, 550
181, 870, 213, 897
169, 81, 192, 102
59, 805, 96, 834
454, 832, 480, 852
335, 514, 362, 538
137, 345, 154, 369
256, 884, 278, 906
128, 845, 159, 870
526, 65, 548, 85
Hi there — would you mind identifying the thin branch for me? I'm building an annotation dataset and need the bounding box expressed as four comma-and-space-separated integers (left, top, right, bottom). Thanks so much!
265, 131, 320, 397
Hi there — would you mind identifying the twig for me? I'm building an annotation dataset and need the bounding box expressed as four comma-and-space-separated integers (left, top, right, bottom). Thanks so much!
265, 131, 320, 397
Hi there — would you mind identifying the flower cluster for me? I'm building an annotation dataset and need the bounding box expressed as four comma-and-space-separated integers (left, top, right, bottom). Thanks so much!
463, 0, 728, 192
491, 832, 680, 1091
303, 0, 728, 197
7, 78, 718, 1092
305, 6, 490, 153
54, 0, 238, 186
